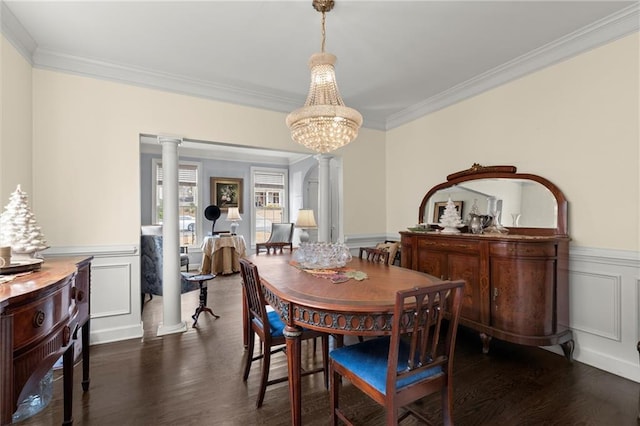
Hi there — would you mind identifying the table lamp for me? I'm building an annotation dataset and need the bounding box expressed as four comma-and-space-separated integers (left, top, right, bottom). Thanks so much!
295, 209, 317, 243
226, 207, 242, 235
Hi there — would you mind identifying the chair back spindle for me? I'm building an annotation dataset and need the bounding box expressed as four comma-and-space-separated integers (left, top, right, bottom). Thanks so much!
359, 247, 391, 265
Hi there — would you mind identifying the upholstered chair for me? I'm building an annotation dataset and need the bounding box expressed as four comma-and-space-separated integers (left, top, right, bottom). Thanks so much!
140, 226, 198, 310
255, 223, 294, 254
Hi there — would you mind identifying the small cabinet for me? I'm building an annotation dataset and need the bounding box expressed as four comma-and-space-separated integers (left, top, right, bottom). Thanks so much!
401, 164, 573, 361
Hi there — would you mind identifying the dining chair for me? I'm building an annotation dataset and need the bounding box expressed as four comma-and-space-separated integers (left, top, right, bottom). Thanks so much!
329, 280, 465, 425
358, 247, 391, 265
355, 246, 392, 343
239, 258, 329, 408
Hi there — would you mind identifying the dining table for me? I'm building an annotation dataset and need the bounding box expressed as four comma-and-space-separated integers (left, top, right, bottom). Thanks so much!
248, 252, 454, 426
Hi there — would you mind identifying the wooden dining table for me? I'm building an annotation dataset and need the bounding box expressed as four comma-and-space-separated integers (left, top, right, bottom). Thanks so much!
249, 253, 453, 426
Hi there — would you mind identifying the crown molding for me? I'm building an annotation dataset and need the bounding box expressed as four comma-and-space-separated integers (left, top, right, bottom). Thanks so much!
0, 1, 36, 63
386, 3, 640, 130
2, 2, 637, 132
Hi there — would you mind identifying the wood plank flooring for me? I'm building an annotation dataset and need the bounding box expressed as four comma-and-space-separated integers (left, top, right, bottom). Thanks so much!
19, 273, 640, 425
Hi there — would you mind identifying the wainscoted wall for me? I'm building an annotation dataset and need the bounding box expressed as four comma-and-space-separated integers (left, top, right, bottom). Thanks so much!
46, 239, 639, 383
46, 245, 144, 345
348, 234, 640, 383
567, 246, 640, 382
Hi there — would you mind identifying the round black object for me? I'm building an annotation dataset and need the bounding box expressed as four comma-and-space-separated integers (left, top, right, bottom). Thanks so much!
204, 205, 221, 221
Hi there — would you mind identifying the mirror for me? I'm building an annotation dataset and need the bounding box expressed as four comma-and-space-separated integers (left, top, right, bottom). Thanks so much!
418, 164, 568, 235
423, 179, 557, 228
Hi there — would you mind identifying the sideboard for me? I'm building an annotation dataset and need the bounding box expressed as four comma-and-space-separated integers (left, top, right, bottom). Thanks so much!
0, 256, 92, 425
402, 164, 573, 360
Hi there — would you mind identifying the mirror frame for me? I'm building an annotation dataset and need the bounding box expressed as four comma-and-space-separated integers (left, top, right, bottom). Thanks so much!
418, 164, 568, 236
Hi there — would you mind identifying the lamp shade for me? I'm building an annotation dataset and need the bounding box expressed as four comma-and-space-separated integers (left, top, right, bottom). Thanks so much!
226, 207, 242, 222
295, 209, 317, 229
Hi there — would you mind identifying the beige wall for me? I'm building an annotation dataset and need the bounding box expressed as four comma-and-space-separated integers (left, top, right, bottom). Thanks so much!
1, 36, 32, 203
3, 33, 638, 251
30, 64, 386, 247
386, 33, 640, 250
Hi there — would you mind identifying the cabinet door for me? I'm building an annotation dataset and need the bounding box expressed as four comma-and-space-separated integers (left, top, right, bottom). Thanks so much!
416, 249, 447, 279
490, 257, 555, 335
448, 253, 481, 323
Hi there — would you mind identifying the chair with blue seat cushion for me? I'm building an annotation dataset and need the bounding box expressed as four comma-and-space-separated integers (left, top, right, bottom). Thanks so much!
239, 258, 329, 408
329, 280, 465, 426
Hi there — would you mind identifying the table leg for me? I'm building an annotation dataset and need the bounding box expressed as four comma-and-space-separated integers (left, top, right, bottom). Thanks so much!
283, 324, 303, 426
81, 320, 90, 391
62, 344, 74, 425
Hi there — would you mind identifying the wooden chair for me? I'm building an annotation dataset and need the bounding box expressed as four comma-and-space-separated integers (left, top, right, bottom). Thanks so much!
329, 280, 465, 425
255, 223, 294, 254
358, 247, 391, 265
239, 258, 329, 408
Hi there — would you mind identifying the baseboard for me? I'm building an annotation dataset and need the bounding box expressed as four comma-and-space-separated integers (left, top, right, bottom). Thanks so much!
89, 323, 144, 346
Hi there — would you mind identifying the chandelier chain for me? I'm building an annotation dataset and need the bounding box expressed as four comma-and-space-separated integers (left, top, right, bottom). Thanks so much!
321, 11, 326, 53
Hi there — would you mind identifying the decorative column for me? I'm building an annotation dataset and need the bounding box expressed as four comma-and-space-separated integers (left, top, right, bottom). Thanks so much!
316, 154, 332, 242
156, 136, 188, 336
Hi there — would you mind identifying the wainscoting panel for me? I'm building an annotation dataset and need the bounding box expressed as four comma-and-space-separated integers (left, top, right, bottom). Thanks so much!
45, 245, 144, 345
92, 262, 133, 318
569, 270, 621, 341
566, 246, 638, 382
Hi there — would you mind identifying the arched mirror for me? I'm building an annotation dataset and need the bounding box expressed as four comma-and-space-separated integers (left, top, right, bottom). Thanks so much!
418, 164, 567, 236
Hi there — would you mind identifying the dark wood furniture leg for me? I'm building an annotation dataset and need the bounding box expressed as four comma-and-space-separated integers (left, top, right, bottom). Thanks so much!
561, 339, 575, 363
81, 321, 90, 391
284, 324, 303, 426
62, 344, 74, 426
480, 332, 492, 354
242, 286, 248, 349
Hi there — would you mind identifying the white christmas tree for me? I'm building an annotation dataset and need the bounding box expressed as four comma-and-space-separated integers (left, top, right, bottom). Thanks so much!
439, 197, 464, 234
0, 185, 48, 256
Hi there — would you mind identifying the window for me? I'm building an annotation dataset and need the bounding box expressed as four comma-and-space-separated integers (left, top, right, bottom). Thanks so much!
252, 168, 288, 244
152, 160, 200, 246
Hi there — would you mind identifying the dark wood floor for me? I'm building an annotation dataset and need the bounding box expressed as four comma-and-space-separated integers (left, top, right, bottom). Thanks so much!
20, 273, 639, 425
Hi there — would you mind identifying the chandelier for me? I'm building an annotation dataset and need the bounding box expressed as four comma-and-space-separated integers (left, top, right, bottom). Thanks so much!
286, 0, 363, 154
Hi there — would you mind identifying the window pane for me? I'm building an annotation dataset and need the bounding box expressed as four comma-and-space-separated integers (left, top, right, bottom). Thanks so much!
253, 170, 286, 244
155, 163, 199, 246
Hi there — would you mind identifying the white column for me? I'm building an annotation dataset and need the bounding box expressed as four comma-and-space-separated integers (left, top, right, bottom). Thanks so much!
156, 136, 188, 336
316, 154, 332, 242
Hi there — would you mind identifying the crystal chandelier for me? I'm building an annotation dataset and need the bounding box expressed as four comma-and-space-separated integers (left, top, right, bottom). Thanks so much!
286, 0, 363, 154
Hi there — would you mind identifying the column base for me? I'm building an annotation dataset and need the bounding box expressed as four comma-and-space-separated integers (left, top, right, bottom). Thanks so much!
156, 321, 188, 336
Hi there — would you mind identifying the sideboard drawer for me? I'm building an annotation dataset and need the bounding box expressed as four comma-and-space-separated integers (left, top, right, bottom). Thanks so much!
11, 284, 73, 351
490, 242, 557, 258
418, 237, 480, 254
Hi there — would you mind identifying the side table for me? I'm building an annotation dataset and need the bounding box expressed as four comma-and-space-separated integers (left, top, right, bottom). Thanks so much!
182, 274, 219, 327
200, 235, 246, 275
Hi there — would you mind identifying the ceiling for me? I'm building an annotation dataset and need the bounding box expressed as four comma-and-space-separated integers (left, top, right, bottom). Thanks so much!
1, 1, 638, 138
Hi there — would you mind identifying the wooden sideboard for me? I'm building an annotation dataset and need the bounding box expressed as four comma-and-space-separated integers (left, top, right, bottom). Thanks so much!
405, 164, 574, 360
400, 232, 573, 359
0, 256, 92, 425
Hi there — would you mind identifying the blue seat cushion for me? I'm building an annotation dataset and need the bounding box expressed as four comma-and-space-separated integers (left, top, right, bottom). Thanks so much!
329, 336, 443, 395
253, 310, 320, 340
266, 310, 285, 337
